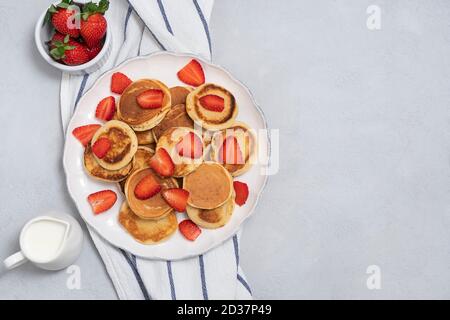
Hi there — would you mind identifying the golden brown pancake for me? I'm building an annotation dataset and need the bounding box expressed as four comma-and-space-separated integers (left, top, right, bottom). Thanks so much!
84, 143, 133, 182
119, 201, 177, 244
152, 104, 194, 142
156, 127, 204, 177
169, 86, 192, 106
210, 121, 256, 177
186, 193, 235, 229
118, 146, 154, 193
118, 79, 171, 131
183, 162, 233, 210
186, 83, 238, 131
125, 168, 178, 219
91, 120, 138, 171
135, 129, 155, 145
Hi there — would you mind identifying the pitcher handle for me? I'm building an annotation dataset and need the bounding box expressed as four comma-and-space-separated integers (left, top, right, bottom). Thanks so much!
4, 251, 28, 270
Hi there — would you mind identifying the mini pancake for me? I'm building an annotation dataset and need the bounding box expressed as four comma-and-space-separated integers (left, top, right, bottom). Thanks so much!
186, 83, 238, 131
152, 104, 194, 142
183, 162, 233, 210
91, 120, 138, 171
186, 193, 235, 229
210, 121, 256, 177
84, 143, 133, 182
169, 86, 192, 106
118, 146, 154, 193
135, 129, 155, 145
156, 127, 204, 177
118, 79, 171, 131
119, 201, 177, 244
125, 168, 178, 219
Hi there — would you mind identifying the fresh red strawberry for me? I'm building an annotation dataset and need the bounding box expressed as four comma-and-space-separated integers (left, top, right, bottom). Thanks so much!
177, 59, 205, 86
233, 181, 249, 206
49, 32, 66, 50
87, 190, 117, 214
136, 89, 164, 109
50, 35, 90, 66
92, 137, 111, 159
134, 174, 161, 200
80, 14, 107, 48
86, 44, 102, 59
162, 188, 190, 212
199, 95, 224, 112
46, 1, 81, 38
176, 132, 203, 159
80, 0, 109, 48
95, 96, 115, 121
218, 136, 243, 165
179, 220, 201, 241
111, 72, 132, 94
149, 148, 175, 177
72, 124, 101, 146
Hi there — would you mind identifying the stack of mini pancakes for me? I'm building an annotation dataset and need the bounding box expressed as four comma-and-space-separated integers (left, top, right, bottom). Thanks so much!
83, 76, 256, 245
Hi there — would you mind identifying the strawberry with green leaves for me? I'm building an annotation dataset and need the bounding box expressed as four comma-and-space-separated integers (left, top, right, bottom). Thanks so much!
80, 0, 109, 48
46, 0, 81, 38
50, 34, 90, 66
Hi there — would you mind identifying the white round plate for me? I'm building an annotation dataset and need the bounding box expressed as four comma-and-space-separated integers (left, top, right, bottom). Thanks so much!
63, 52, 269, 260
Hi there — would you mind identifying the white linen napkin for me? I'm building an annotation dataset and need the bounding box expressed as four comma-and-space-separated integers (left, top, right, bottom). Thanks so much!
60, 0, 252, 300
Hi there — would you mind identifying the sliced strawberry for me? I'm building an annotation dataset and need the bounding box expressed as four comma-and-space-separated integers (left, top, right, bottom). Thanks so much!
199, 95, 224, 112
149, 148, 175, 177
177, 59, 205, 86
72, 124, 101, 146
233, 181, 249, 206
218, 136, 244, 165
92, 137, 111, 159
136, 89, 164, 109
134, 174, 161, 200
111, 72, 132, 94
176, 132, 203, 159
162, 188, 190, 212
95, 96, 115, 121
179, 220, 201, 241
87, 190, 117, 214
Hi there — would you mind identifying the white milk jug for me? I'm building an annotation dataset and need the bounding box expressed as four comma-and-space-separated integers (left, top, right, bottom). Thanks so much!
3, 213, 83, 271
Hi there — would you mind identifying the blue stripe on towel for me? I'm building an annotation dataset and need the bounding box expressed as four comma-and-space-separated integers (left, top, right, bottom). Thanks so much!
74, 74, 89, 109
123, 5, 133, 41
233, 234, 252, 295
232, 234, 240, 267
127, 1, 167, 50
237, 274, 252, 295
192, 0, 212, 56
120, 249, 151, 300
198, 255, 208, 300
157, 0, 173, 35
166, 261, 176, 300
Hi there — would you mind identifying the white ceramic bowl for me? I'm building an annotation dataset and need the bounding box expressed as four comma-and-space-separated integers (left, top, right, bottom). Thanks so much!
34, 2, 112, 75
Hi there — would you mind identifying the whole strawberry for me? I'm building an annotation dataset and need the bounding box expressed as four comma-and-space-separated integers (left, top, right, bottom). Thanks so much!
80, 0, 109, 48
50, 34, 90, 66
86, 45, 102, 60
46, 0, 81, 38
49, 32, 66, 49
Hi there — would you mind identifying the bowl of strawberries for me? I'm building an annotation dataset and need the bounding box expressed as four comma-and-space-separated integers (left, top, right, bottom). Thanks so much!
35, 0, 111, 75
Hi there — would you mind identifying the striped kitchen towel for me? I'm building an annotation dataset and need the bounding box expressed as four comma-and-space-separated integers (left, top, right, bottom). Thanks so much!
60, 0, 252, 300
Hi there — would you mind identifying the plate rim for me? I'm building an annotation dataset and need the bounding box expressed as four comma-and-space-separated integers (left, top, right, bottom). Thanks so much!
62, 51, 271, 260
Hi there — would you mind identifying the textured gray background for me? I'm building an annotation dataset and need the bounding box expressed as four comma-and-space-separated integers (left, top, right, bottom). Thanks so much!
1, 0, 449, 299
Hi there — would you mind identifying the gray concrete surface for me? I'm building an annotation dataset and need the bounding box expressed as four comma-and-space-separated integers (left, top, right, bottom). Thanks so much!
1, 0, 450, 299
